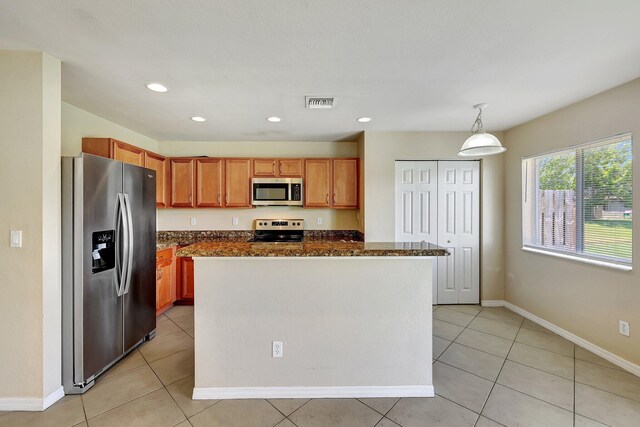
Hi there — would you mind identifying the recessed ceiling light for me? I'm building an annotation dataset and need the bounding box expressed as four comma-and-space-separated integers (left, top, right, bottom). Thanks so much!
146, 82, 168, 93
266, 116, 282, 123
190, 116, 206, 122
357, 117, 372, 123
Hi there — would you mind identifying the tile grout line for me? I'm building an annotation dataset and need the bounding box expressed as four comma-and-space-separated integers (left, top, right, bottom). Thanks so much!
435, 305, 487, 360
279, 398, 312, 421
435, 306, 491, 427
573, 345, 576, 427
83, 385, 164, 422
80, 394, 89, 426
264, 399, 295, 424
473, 315, 524, 426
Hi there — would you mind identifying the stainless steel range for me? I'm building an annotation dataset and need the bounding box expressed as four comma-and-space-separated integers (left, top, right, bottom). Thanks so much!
249, 219, 304, 242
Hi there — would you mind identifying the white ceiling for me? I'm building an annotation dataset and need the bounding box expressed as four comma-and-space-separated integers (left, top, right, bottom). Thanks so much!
1, 1, 640, 142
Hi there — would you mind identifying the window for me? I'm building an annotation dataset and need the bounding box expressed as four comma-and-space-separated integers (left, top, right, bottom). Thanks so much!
522, 133, 632, 266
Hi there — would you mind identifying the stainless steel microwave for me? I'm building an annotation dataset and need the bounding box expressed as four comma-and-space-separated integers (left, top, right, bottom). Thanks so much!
251, 178, 303, 206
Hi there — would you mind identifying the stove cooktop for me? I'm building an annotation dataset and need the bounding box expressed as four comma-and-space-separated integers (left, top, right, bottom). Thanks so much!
250, 219, 304, 243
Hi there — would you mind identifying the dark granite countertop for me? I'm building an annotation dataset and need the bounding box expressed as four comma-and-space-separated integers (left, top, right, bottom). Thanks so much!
175, 240, 448, 257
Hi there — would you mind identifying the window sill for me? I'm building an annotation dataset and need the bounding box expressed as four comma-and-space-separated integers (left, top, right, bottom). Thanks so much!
521, 247, 632, 271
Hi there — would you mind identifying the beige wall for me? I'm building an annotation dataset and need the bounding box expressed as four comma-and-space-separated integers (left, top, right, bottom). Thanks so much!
503, 78, 640, 364
194, 257, 432, 394
0, 52, 61, 402
361, 131, 505, 301
61, 102, 158, 156
156, 140, 360, 230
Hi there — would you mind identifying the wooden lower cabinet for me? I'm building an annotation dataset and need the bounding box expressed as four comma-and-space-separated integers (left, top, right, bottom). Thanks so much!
176, 256, 194, 304
156, 247, 176, 315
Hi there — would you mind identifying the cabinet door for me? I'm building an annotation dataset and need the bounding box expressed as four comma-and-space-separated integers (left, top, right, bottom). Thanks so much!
332, 159, 358, 208
113, 140, 144, 166
156, 259, 172, 311
170, 159, 195, 207
304, 159, 331, 207
179, 257, 194, 301
144, 152, 168, 208
278, 159, 304, 177
253, 159, 277, 177
196, 159, 224, 207
225, 159, 252, 207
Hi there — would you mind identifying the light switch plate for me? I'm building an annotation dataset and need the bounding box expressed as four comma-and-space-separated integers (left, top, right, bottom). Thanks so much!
232, 217, 239, 225
190, 217, 197, 226
10, 230, 22, 248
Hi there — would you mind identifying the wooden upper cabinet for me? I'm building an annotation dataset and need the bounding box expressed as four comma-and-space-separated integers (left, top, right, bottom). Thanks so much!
304, 159, 331, 207
170, 159, 195, 207
278, 159, 304, 177
332, 159, 358, 208
144, 152, 168, 208
253, 159, 277, 177
252, 158, 303, 177
113, 140, 144, 166
224, 159, 252, 207
82, 137, 144, 166
196, 158, 224, 207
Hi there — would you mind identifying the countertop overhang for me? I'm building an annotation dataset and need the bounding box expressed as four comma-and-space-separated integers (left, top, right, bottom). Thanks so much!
175, 240, 448, 257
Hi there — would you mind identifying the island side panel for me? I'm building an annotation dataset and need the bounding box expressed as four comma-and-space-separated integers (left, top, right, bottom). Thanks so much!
193, 256, 433, 399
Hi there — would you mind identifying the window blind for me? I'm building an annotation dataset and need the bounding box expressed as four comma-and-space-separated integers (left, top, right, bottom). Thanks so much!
522, 133, 632, 265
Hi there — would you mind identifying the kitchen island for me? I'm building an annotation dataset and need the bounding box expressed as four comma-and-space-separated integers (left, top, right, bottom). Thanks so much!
176, 241, 447, 400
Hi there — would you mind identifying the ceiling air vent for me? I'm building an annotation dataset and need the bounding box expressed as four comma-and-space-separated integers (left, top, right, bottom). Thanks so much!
305, 97, 335, 109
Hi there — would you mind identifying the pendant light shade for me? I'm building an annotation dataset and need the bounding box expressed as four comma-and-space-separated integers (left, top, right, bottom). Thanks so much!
458, 104, 506, 157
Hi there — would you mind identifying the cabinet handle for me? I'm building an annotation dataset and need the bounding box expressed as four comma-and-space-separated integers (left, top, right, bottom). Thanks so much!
333, 193, 336, 204
188, 194, 192, 203
218, 193, 221, 204
326, 194, 329, 204
226, 194, 229, 204
157, 267, 163, 280
272, 163, 276, 175
279, 163, 282, 174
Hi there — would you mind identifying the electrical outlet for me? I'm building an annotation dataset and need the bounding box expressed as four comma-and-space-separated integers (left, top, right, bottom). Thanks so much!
619, 320, 630, 337
232, 217, 239, 226
190, 217, 197, 226
272, 341, 283, 358
317, 217, 322, 225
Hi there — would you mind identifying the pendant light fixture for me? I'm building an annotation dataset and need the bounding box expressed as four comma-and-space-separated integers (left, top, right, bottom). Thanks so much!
458, 103, 506, 157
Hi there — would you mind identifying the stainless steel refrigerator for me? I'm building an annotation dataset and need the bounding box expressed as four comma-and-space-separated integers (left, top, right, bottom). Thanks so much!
62, 154, 156, 394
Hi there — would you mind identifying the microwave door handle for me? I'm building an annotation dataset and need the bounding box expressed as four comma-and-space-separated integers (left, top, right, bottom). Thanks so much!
122, 193, 134, 295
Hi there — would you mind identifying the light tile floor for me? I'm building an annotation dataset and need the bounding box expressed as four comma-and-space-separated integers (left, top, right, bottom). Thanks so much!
2, 305, 640, 426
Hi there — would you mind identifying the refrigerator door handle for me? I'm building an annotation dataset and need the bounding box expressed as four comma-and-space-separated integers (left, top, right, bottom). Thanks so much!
122, 192, 135, 295
116, 193, 130, 297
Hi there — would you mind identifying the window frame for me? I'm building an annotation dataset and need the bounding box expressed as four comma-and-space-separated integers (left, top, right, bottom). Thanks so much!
521, 132, 633, 270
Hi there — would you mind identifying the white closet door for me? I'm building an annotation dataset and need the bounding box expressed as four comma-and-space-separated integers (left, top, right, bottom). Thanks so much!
395, 161, 438, 243
395, 161, 438, 302
437, 161, 480, 304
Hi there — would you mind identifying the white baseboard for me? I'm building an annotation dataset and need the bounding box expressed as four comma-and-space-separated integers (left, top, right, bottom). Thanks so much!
499, 301, 640, 378
0, 386, 64, 411
193, 385, 434, 400
480, 300, 505, 307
